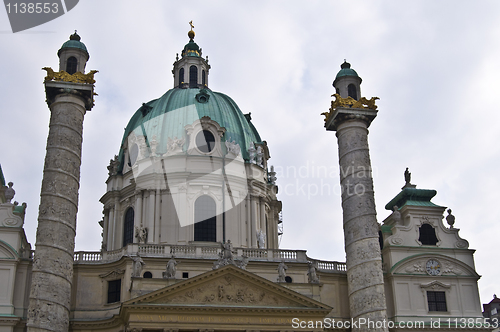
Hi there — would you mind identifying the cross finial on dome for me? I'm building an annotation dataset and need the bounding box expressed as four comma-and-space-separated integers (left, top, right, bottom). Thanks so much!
341, 60, 351, 69
188, 20, 195, 40
69, 30, 81, 41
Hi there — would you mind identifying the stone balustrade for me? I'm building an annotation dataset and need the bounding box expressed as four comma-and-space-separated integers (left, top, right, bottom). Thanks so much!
71, 244, 347, 273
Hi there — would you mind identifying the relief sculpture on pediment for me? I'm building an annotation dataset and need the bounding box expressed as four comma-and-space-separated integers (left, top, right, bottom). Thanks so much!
156, 276, 299, 307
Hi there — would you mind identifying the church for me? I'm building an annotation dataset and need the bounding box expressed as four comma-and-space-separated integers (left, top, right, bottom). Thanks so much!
0, 26, 491, 332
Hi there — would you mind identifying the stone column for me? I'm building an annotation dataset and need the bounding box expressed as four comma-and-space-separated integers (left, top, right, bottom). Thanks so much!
134, 190, 143, 243
154, 187, 161, 243
112, 197, 120, 248
106, 207, 114, 251
148, 189, 155, 243
325, 106, 388, 331
260, 199, 265, 228
250, 195, 258, 248
245, 194, 251, 247
27, 79, 94, 332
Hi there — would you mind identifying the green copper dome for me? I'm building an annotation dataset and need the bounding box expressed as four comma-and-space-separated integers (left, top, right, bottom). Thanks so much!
57, 31, 89, 57
182, 40, 201, 57
335, 61, 360, 80
117, 88, 261, 173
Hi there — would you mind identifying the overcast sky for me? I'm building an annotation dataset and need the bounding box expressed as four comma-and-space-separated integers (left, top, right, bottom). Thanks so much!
0, 1, 498, 305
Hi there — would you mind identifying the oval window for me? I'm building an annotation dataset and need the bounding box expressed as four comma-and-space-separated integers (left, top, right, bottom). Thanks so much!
129, 143, 139, 166
195, 130, 215, 153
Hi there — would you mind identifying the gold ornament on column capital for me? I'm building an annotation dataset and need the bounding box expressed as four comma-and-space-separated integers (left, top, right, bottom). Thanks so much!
42, 67, 98, 84
322, 94, 380, 123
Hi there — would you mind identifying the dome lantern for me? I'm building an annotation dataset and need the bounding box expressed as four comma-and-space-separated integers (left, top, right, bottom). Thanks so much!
172, 21, 210, 89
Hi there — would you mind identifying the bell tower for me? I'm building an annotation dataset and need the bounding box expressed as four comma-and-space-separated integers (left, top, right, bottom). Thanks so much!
324, 62, 388, 331
27, 32, 96, 332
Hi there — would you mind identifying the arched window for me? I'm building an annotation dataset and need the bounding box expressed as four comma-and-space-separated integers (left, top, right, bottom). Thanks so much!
123, 207, 134, 246
66, 56, 77, 75
202, 70, 206, 86
143, 271, 152, 278
179, 68, 184, 86
419, 224, 438, 245
348, 84, 357, 100
189, 65, 198, 88
194, 195, 216, 242
195, 130, 215, 153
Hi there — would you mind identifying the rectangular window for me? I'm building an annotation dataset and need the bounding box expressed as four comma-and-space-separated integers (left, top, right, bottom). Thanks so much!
107, 279, 121, 303
427, 291, 447, 311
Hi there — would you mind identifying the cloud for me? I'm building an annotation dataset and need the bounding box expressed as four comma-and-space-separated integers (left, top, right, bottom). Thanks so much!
0, 0, 498, 305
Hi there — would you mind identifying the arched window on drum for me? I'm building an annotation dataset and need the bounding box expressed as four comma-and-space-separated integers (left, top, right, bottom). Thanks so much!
194, 195, 216, 242
123, 207, 134, 247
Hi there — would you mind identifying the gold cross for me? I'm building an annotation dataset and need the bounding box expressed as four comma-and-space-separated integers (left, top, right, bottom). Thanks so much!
189, 20, 194, 30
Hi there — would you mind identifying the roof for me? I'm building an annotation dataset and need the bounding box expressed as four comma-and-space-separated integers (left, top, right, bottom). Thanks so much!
384, 187, 442, 210
57, 32, 89, 57
182, 40, 201, 57
117, 87, 262, 173
335, 61, 360, 80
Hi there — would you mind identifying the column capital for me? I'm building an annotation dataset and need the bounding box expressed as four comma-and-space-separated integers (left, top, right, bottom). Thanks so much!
325, 106, 377, 132
44, 80, 95, 111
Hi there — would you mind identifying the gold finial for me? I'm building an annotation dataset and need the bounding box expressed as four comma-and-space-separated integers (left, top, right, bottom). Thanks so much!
188, 20, 195, 39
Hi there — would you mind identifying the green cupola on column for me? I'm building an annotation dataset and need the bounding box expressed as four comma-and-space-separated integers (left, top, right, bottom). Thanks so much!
57, 31, 89, 75
333, 60, 362, 100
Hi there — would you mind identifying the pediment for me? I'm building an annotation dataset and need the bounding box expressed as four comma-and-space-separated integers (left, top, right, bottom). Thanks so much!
125, 265, 330, 310
0, 240, 17, 259
390, 253, 479, 277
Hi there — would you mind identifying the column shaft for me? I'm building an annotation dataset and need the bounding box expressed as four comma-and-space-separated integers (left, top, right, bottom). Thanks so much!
148, 189, 155, 243
336, 119, 388, 332
135, 191, 143, 243
27, 93, 86, 332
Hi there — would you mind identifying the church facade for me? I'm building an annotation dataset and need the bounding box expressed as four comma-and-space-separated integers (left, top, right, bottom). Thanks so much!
0, 27, 491, 332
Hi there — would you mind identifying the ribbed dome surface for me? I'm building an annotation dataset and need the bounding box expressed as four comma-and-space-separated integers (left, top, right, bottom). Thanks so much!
118, 88, 261, 172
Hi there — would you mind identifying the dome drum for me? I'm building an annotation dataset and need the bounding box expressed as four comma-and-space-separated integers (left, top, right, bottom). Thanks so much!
103, 92, 279, 250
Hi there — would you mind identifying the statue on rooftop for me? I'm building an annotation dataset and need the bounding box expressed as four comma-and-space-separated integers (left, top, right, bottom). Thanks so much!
307, 261, 319, 284
392, 205, 402, 225
446, 209, 455, 228
4, 182, 15, 203
277, 261, 288, 282
163, 256, 178, 279
404, 167, 411, 186
131, 255, 145, 278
